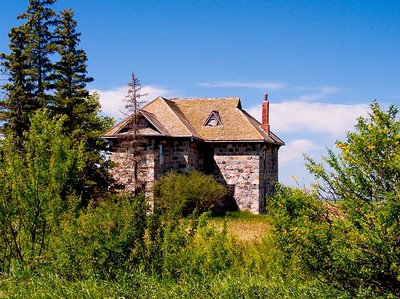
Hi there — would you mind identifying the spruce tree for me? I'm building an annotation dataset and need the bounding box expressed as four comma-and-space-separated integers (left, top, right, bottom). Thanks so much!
53, 9, 93, 113
17, 0, 57, 106
53, 9, 112, 201
0, 25, 34, 143
0, 0, 57, 143
1, 1, 114, 201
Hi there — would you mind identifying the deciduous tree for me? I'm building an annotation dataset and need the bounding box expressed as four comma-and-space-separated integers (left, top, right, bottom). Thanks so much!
301, 101, 400, 294
0, 109, 83, 270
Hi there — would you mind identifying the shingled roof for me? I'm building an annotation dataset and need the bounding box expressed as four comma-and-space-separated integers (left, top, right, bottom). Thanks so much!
102, 97, 284, 145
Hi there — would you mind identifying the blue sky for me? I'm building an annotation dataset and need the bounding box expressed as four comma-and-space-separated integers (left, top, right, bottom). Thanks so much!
1, 0, 400, 186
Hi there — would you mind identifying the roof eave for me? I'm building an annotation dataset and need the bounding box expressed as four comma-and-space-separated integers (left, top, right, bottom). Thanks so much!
203, 139, 282, 144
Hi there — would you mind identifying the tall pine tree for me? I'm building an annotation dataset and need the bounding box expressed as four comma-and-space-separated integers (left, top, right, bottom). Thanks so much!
20, 0, 57, 101
0, 0, 57, 143
1, 1, 114, 201
0, 25, 34, 143
52, 8, 112, 201
53, 9, 93, 110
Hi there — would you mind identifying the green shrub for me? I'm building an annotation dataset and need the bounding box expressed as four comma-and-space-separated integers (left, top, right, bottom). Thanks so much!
153, 170, 227, 217
0, 109, 84, 271
304, 102, 400, 295
185, 216, 244, 278
51, 194, 148, 279
268, 185, 400, 297
268, 185, 331, 276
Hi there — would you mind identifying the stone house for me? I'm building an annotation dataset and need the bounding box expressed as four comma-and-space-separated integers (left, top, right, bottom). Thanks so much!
102, 95, 284, 213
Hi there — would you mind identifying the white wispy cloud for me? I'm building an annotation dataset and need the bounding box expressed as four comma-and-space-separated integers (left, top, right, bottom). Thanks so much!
197, 80, 287, 90
288, 86, 341, 102
279, 139, 314, 163
247, 101, 369, 137
92, 85, 176, 120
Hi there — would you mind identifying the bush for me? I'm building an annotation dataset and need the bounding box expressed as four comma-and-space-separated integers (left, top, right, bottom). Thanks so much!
51, 194, 148, 279
268, 185, 332, 277
153, 170, 227, 217
269, 184, 400, 297
0, 109, 83, 271
305, 102, 400, 295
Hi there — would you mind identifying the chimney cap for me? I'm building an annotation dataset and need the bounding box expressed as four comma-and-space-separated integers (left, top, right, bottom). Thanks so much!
264, 93, 268, 102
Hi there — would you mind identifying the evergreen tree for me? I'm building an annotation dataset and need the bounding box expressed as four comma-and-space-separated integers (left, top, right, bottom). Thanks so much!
0, 1, 114, 202
53, 8, 93, 115
0, 0, 57, 143
70, 92, 114, 203
52, 8, 113, 201
17, 0, 57, 106
0, 25, 34, 143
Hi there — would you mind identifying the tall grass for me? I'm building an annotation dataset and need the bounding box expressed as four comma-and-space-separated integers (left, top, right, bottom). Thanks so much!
0, 212, 355, 298
1, 269, 350, 299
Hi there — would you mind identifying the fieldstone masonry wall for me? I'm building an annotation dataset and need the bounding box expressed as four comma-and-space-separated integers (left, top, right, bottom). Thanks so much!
109, 139, 204, 206
109, 150, 156, 208
109, 152, 137, 192
259, 144, 279, 212
109, 138, 279, 214
212, 143, 262, 213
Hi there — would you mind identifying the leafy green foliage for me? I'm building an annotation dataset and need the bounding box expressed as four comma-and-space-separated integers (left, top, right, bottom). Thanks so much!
268, 102, 400, 296
0, 109, 83, 270
306, 101, 400, 203
269, 185, 400, 296
51, 194, 148, 279
306, 101, 400, 294
153, 170, 227, 217
0, 211, 357, 299
268, 186, 332, 276
62, 92, 114, 202
1, 1, 114, 200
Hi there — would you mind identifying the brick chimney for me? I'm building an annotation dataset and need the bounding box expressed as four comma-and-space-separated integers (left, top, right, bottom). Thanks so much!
262, 94, 270, 133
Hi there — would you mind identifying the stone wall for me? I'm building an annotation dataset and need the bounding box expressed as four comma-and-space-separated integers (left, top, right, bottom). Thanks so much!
259, 144, 279, 213
212, 143, 262, 213
109, 138, 203, 191
153, 139, 203, 176
109, 152, 137, 192
109, 150, 155, 195
108, 138, 279, 214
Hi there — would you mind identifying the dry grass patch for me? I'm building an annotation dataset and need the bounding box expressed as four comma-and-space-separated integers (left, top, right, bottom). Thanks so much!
210, 212, 271, 242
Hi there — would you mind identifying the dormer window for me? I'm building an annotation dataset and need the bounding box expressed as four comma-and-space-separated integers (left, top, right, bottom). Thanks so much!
204, 110, 222, 127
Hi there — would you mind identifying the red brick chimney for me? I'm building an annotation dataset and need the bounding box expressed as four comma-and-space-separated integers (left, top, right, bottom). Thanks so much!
262, 94, 270, 133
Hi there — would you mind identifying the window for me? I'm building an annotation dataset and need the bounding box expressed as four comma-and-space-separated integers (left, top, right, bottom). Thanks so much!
204, 110, 222, 127
159, 144, 165, 165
